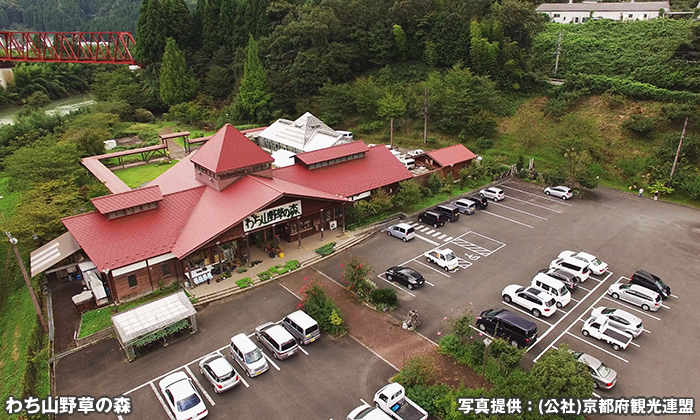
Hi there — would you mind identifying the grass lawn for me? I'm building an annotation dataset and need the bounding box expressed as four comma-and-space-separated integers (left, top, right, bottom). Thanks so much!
113, 160, 179, 188
0, 176, 20, 219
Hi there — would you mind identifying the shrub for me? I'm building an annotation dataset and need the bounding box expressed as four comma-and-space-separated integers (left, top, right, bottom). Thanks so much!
391, 353, 436, 388
475, 137, 494, 151
133, 108, 155, 123
427, 172, 442, 195
235, 277, 253, 288
284, 260, 300, 271
368, 288, 398, 310
314, 242, 336, 257
623, 114, 656, 135
681, 174, 700, 199
257, 271, 272, 281
236, 267, 247, 273
392, 180, 423, 210
298, 279, 346, 336
341, 255, 373, 296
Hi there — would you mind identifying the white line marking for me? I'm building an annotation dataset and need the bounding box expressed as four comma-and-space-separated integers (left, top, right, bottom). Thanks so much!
375, 274, 417, 297
670, 294, 678, 299
360, 398, 369, 406
482, 211, 535, 229
490, 202, 549, 220
298, 346, 309, 356
593, 392, 601, 398
501, 184, 572, 206
531, 272, 615, 361
425, 280, 435, 287
577, 285, 591, 292
564, 332, 629, 363
601, 297, 661, 321
661, 303, 670, 309
431, 231, 442, 237
504, 195, 564, 212
438, 234, 447, 239
412, 259, 451, 277
444, 237, 453, 241
275, 280, 301, 300
425, 229, 435, 235
570, 297, 580, 303
238, 373, 250, 388
419, 226, 430, 232
262, 353, 280, 371
349, 334, 399, 371
117, 415, 123, 420
185, 365, 215, 407
643, 329, 651, 334
502, 301, 554, 326
149, 382, 176, 420
414, 234, 440, 246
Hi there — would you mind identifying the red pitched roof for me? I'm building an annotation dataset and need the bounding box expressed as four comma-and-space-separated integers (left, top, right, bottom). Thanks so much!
63, 187, 206, 271
81, 157, 131, 194
148, 154, 204, 195
273, 144, 413, 198
91, 185, 163, 214
295, 141, 368, 166
190, 124, 273, 174
427, 144, 477, 167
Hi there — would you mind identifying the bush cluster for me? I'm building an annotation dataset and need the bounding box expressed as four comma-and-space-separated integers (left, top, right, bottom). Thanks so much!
298, 279, 346, 337
314, 242, 336, 257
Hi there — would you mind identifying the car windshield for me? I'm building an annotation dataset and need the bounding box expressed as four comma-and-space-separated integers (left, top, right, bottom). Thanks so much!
601, 308, 615, 315
545, 298, 555, 307
281, 339, 296, 351
177, 393, 201, 412
596, 363, 612, 377
560, 287, 569, 295
656, 279, 668, 289
444, 253, 456, 261
244, 348, 263, 364
592, 258, 602, 265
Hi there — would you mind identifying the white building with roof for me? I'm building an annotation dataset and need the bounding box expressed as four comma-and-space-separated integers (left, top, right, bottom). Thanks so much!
257, 112, 352, 154
536, 1, 670, 24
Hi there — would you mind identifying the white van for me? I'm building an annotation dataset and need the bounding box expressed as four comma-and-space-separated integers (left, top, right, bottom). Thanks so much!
229, 333, 268, 377
531, 273, 572, 308
282, 310, 321, 345
400, 158, 415, 170
549, 256, 591, 283
337, 130, 354, 141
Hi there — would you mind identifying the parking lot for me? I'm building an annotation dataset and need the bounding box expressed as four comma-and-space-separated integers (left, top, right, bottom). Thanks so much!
314, 179, 700, 403
55, 280, 397, 419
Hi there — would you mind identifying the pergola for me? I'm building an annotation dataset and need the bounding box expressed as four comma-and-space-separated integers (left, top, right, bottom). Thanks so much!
112, 291, 197, 361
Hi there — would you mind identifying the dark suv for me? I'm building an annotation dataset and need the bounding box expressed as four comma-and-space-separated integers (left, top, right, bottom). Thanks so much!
538, 268, 579, 291
476, 308, 538, 348
465, 194, 488, 210
418, 211, 446, 228
630, 270, 671, 299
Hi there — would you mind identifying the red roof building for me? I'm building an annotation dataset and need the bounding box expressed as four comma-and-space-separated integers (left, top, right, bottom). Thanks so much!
427, 144, 477, 167
91, 185, 163, 215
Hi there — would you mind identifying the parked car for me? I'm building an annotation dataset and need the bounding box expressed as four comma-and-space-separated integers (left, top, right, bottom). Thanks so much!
385, 266, 425, 290
608, 283, 661, 312
581, 315, 633, 351
418, 210, 446, 228
590, 307, 644, 337
407, 149, 425, 157
476, 308, 538, 348
159, 372, 208, 420
536, 268, 579, 291
465, 194, 488, 209
373, 383, 428, 420
480, 187, 505, 201
549, 256, 591, 283
282, 310, 320, 345
558, 250, 608, 275
347, 405, 393, 420
198, 353, 241, 394
424, 248, 458, 271
337, 130, 354, 141
501, 285, 557, 318
544, 186, 573, 200
630, 270, 671, 299
570, 351, 618, 390
230, 333, 269, 377
254, 322, 299, 360
387, 223, 415, 242
452, 199, 477, 215
435, 204, 460, 222
530, 273, 572, 307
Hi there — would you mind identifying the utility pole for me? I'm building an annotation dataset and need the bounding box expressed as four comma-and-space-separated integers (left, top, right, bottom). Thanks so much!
670, 117, 688, 184
422, 88, 429, 145
4, 232, 48, 334
554, 31, 563, 77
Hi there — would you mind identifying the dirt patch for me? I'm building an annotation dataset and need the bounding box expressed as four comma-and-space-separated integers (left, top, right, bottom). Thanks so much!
428, 348, 490, 390
115, 136, 143, 147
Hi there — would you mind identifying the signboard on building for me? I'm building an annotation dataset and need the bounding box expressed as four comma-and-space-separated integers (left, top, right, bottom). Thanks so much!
244, 200, 302, 232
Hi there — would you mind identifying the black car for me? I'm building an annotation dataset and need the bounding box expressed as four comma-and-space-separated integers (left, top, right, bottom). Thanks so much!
476, 308, 538, 348
385, 266, 425, 290
630, 270, 671, 299
418, 210, 446, 228
465, 195, 488, 210
538, 268, 579, 291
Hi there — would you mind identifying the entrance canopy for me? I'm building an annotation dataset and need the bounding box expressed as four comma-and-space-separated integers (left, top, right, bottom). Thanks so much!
30, 231, 82, 277
112, 290, 196, 345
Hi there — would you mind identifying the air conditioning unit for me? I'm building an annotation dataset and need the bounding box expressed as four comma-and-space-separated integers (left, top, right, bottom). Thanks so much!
329, 220, 337, 230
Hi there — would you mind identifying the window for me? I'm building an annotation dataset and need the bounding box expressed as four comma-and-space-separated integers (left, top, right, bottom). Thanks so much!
628, 14, 633, 18
162, 263, 171, 277
128, 274, 137, 288
643, 14, 647, 18
553, 13, 560, 17
574, 17, 579, 23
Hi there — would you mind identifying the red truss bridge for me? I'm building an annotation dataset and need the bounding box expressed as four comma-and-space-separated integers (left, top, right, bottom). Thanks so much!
0, 32, 137, 64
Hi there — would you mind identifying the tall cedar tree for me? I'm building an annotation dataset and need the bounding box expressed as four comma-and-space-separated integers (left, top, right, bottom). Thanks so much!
202, 0, 222, 55
135, 0, 167, 66
219, 0, 239, 48
159, 38, 199, 106
234, 35, 273, 123
163, 0, 194, 51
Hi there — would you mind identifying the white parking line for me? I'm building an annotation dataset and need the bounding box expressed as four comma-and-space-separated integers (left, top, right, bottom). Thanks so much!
375, 274, 417, 296
360, 398, 369, 406
531, 272, 615, 361
570, 297, 580, 303
505, 195, 564, 213
502, 301, 554, 326
298, 346, 309, 356
577, 285, 591, 292
490, 202, 549, 220
350, 335, 399, 372
149, 382, 176, 420
438, 234, 447, 239
419, 226, 430, 232
414, 234, 440, 246
425, 229, 435, 235
601, 296, 661, 321
670, 294, 678, 299
431, 231, 442, 237
501, 184, 572, 206
481, 211, 535, 229
412, 259, 451, 277
262, 353, 280, 371
661, 303, 670, 309
185, 365, 215, 407
444, 237, 453, 242
564, 332, 629, 363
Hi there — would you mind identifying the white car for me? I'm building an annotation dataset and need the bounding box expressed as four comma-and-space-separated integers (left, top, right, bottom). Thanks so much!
544, 186, 573, 200
590, 307, 644, 337
557, 251, 608, 275
501, 285, 557, 318
198, 353, 241, 393
159, 372, 208, 420
480, 187, 504, 201
608, 283, 661, 312
407, 149, 425, 157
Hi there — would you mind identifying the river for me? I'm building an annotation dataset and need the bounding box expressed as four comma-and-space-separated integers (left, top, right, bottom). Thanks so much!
0, 93, 95, 126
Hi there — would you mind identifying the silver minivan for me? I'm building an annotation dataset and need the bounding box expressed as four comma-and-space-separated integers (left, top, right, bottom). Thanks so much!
230, 333, 269, 377
387, 223, 415, 242
254, 322, 299, 360
452, 199, 476, 215
282, 310, 320, 345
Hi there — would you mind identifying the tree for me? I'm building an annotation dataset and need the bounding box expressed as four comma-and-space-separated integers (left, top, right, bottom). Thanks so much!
4, 142, 85, 192
530, 345, 593, 400
377, 91, 407, 147
393, 24, 408, 61
391, 180, 422, 210
233, 35, 273, 123
201, 0, 222, 55
428, 172, 442, 195
162, 0, 194, 50
218, 0, 239, 47
134, 0, 167, 66
563, 148, 599, 189
159, 38, 199, 106
24, 91, 51, 109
